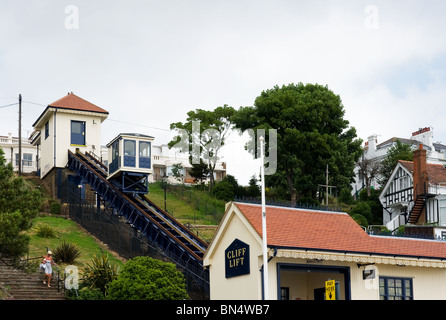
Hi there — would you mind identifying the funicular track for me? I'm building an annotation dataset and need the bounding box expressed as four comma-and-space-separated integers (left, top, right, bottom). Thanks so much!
66, 150, 209, 291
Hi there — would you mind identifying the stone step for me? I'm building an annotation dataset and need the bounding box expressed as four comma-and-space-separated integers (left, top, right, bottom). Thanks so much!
0, 261, 65, 300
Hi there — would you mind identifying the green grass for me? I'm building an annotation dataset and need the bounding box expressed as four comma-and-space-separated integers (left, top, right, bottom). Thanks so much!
147, 183, 224, 225
26, 216, 125, 273
147, 183, 199, 221
146, 183, 224, 242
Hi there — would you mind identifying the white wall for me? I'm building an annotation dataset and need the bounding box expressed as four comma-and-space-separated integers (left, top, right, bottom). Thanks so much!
38, 109, 104, 178
207, 212, 264, 300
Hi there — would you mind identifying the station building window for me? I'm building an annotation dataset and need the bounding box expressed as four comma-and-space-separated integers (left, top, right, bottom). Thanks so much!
379, 277, 413, 300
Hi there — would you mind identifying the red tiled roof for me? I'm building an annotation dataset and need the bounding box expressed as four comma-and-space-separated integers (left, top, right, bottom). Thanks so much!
48, 93, 108, 114
235, 202, 446, 260
399, 160, 446, 185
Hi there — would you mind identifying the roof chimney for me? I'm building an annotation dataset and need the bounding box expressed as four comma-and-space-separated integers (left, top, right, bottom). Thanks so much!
413, 144, 428, 196
411, 127, 433, 149
367, 134, 378, 153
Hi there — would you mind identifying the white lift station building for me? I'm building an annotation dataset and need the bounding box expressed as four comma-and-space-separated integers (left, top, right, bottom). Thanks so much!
203, 202, 446, 300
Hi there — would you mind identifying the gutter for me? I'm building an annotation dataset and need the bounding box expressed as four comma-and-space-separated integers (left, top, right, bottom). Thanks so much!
53, 109, 57, 168
271, 245, 446, 263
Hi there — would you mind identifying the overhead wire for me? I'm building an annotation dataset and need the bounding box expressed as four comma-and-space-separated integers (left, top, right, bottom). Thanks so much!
0, 102, 18, 109
2, 99, 178, 135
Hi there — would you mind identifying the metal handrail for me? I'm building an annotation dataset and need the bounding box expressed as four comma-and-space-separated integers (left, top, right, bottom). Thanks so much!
22, 254, 64, 292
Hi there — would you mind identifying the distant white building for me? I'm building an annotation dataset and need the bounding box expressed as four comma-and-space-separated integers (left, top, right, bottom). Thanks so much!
0, 133, 38, 173
353, 127, 446, 196
150, 144, 226, 185
99, 143, 227, 185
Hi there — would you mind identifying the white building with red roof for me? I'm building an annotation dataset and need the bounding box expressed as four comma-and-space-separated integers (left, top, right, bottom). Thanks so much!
204, 201, 446, 300
30, 92, 108, 179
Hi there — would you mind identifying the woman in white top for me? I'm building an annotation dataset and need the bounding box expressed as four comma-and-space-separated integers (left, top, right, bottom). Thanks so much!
41, 251, 56, 287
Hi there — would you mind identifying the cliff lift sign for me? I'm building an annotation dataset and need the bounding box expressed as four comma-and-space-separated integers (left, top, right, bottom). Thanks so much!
225, 239, 250, 278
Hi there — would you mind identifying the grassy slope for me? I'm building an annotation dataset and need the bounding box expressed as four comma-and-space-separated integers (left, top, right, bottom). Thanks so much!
26, 216, 125, 272
24, 178, 223, 273
146, 183, 224, 224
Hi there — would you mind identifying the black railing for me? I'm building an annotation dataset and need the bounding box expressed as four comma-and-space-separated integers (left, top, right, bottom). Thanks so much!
1, 253, 64, 293
235, 196, 344, 213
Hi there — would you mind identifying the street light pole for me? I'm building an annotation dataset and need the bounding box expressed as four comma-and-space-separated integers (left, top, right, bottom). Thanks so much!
259, 136, 268, 300
18, 94, 22, 175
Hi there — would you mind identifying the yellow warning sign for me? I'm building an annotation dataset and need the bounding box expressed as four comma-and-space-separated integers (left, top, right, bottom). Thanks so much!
325, 280, 336, 300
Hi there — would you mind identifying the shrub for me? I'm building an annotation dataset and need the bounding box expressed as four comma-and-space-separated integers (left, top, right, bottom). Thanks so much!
349, 201, 372, 223
81, 254, 119, 295
53, 241, 81, 264
50, 201, 61, 215
66, 287, 105, 300
34, 224, 56, 238
212, 180, 234, 202
351, 214, 368, 228
107, 256, 188, 300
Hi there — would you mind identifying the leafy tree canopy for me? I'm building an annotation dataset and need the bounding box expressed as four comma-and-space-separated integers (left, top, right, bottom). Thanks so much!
378, 139, 414, 187
169, 105, 236, 190
232, 83, 363, 203
0, 148, 42, 258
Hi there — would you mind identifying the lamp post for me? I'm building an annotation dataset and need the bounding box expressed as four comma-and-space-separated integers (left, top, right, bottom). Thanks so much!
259, 136, 268, 300
162, 171, 168, 211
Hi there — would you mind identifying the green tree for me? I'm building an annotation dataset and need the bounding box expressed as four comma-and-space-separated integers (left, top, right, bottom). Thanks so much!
219, 174, 246, 198
232, 83, 363, 203
171, 163, 185, 183
247, 175, 260, 198
107, 256, 188, 300
212, 180, 234, 202
349, 188, 383, 226
169, 105, 236, 191
189, 158, 210, 185
378, 139, 414, 187
0, 148, 42, 259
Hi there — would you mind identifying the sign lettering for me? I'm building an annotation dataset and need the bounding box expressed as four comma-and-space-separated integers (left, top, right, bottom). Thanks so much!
225, 239, 250, 278
325, 280, 336, 300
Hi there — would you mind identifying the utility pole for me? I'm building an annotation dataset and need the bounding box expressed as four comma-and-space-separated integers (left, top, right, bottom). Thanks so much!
326, 164, 329, 205
18, 94, 22, 175
318, 164, 336, 206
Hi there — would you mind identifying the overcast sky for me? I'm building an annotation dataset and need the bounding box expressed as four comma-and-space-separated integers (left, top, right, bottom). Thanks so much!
1, 1, 446, 184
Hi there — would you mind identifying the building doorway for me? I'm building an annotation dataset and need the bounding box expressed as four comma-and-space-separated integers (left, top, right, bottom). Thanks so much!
277, 263, 351, 300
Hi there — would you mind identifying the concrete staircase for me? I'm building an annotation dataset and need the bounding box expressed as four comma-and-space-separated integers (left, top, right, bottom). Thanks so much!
0, 260, 65, 300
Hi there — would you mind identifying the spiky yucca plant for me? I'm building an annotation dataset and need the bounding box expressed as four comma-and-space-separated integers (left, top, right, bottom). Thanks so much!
81, 254, 118, 295
52, 241, 81, 264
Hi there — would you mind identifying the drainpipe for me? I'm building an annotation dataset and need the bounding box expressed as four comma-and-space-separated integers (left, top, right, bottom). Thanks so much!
260, 247, 278, 300
53, 109, 57, 168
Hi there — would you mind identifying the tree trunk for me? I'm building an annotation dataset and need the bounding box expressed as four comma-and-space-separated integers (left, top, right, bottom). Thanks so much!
286, 172, 297, 205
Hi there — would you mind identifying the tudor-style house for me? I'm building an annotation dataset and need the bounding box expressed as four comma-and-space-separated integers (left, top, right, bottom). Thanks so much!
353, 127, 446, 196
379, 144, 446, 237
